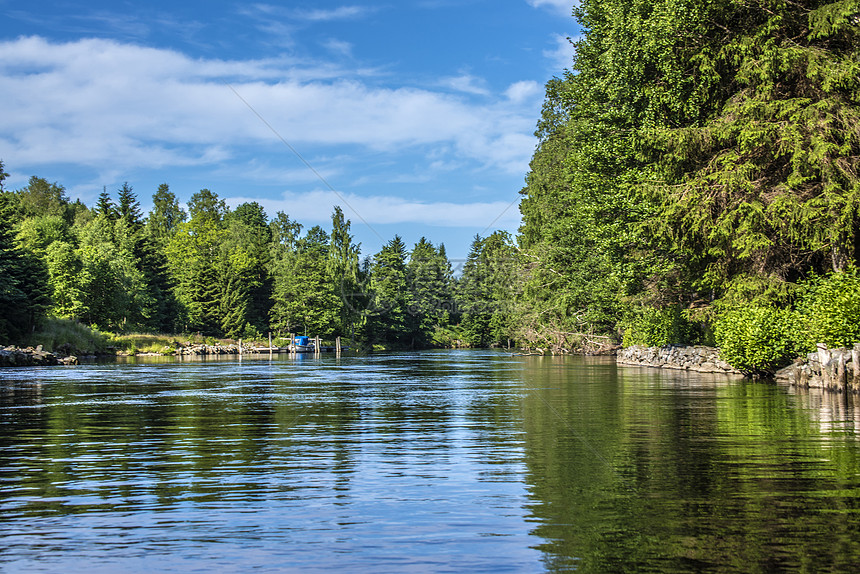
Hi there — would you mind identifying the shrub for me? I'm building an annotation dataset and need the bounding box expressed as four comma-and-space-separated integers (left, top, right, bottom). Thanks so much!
714, 306, 804, 376
797, 267, 860, 349
622, 305, 700, 347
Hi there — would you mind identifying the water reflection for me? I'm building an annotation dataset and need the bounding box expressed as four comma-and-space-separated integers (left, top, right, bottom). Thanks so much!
521, 356, 860, 573
1, 352, 860, 572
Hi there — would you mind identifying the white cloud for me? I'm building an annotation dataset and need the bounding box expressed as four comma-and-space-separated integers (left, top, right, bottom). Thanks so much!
526, 0, 576, 17
545, 33, 577, 70
294, 6, 372, 21
505, 80, 541, 103
322, 38, 353, 57
441, 74, 490, 96
0, 36, 538, 176
226, 189, 522, 228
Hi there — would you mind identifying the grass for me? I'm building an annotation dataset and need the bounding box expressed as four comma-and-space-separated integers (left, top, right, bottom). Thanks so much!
29, 317, 112, 354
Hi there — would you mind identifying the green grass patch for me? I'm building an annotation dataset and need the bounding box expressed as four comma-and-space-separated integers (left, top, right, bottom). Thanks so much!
29, 317, 112, 354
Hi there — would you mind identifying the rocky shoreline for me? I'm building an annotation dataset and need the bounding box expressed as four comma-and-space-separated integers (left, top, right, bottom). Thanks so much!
0, 346, 78, 367
0, 341, 322, 367
616, 345, 742, 375
776, 344, 860, 392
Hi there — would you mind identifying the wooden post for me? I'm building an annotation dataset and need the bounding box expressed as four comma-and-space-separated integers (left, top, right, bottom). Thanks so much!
239, 338, 243, 356
314, 335, 321, 355
336, 336, 341, 354
289, 332, 295, 354
269, 331, 273, 351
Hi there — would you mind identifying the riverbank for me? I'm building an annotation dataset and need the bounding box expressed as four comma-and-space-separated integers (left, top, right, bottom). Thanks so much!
0, 346, 78, 367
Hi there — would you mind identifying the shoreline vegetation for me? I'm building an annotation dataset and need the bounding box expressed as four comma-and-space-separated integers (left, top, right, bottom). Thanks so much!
1, 1, 858, 379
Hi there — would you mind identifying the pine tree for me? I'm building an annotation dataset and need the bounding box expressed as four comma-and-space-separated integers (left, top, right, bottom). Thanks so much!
0, 192, 49, 341
95, 187, 116, 220
363, 236, 409, 346
117, 182, 143, 231
327, 206, 361, 337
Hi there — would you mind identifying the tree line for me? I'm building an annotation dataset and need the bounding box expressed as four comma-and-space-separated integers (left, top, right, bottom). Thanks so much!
0, 162, 518, 349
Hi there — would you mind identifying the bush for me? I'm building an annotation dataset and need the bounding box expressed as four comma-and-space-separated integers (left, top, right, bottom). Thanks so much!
714, 306, 804, 375
622, 305, 700, 347
797, 267, 860, 349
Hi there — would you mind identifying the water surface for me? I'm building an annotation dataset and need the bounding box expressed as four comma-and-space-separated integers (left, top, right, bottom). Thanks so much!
1, 350, 859, 572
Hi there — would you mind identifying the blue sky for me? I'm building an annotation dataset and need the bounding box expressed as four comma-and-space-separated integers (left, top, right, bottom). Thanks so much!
1, 0, 578, 261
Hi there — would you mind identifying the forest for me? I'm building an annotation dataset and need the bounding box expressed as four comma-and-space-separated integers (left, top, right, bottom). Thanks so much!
516, 0, 860, 372
0, 164, 517, 351
1, 0, 859, 373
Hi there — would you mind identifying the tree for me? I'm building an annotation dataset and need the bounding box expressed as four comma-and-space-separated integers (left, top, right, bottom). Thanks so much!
458, 232, 518, 347
95, 187, 116, 220
0, 193, 49, 341
406, 237, 453, 346
188, 188, 227, 225
221, 202, 273, 336
269, 225, 339, 337
166, 217, 224, 334
12, 176, 74, 223
362, 236, 410, 346
117, 182, 143, 230
146, 183, 186, 245
643, 0, 860, 301
327, 206, 361, 337
518, 0, 860, 348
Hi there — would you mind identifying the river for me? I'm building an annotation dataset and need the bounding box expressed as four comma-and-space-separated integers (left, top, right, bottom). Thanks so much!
1, 350, 859, 572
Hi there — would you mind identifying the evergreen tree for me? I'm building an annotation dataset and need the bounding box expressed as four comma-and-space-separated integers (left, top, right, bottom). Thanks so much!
406, 237, 453, 346
165, 189, 230, 334
458, 232, 517, 347
95, 187, 116, 220
0, 192, 49, 341
117, 182, 143, 231
363, 236, 410, 346
327, 206, 361, 337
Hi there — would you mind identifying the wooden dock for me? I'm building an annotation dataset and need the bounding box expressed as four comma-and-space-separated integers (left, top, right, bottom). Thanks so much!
245, 336, 345, 354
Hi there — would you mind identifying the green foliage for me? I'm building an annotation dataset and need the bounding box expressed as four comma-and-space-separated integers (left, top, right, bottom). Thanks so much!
269, 224, 339, 338
146, 183, 185, 246
797, 267, 860, 348
622, 306, 700, 348
406, 237, 453, 347
457, 232, 518, 347
327, 206, 361, 336
29, 316, 111, 354
714, 306, 805, 375
0, 192, 50, 341
362, 236, 410, 346
516, 0, 859, 351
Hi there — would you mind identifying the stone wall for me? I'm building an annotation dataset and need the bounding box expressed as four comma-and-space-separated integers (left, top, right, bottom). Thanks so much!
776, 344, 860, 392
616, 345, 742, 374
